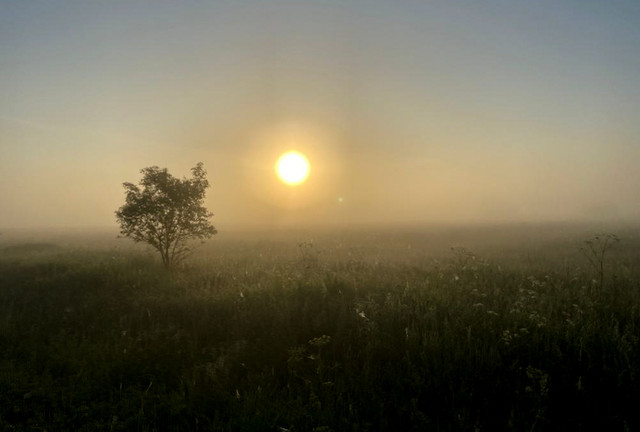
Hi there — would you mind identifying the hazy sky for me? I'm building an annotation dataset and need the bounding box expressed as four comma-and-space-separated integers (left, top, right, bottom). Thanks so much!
1, 0, 639, 229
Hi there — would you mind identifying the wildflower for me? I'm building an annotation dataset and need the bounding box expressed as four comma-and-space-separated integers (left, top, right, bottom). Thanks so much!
501, 330, 513, 345
308, 335, 332, 347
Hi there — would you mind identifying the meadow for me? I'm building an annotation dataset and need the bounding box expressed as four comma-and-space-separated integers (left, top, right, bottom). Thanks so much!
0, 223, 639, 431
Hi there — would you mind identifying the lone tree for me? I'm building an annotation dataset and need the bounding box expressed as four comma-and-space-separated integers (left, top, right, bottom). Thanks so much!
115, 163, 217, 268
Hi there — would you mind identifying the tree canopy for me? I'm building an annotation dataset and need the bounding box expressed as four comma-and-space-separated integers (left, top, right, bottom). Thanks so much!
115, 163, 217, 268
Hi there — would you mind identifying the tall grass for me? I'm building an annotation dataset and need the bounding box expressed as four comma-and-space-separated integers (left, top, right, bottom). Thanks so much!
0, 227, 639, 431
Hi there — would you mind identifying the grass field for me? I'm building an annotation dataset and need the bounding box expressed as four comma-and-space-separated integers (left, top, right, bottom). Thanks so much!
1, 224, 639, 431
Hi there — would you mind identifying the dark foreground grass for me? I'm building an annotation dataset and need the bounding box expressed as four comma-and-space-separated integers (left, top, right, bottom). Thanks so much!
0, 229, 639, 431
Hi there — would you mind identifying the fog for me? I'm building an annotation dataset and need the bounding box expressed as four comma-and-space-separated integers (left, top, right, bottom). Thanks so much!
1, 1, 639, 230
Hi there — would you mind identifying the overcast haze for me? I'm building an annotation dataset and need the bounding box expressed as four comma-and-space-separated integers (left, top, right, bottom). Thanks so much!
1, 1, 639, 229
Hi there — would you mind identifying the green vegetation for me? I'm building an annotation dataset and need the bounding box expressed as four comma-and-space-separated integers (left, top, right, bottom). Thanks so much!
0, 226, 639, 431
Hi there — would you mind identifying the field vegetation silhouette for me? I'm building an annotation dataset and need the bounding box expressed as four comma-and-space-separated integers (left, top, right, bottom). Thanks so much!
0, 226, 638, 430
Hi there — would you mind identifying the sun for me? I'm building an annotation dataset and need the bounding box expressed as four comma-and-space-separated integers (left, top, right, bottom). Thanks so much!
276, 151, 310, 186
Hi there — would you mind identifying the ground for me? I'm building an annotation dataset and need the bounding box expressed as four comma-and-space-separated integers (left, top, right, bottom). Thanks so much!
0, 223, 639, 431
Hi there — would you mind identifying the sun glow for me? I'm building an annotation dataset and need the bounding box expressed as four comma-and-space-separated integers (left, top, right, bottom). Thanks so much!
276, 151, 310, 186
